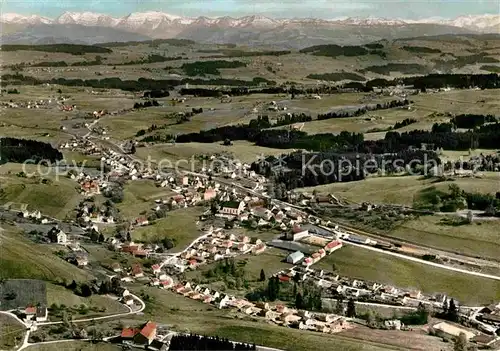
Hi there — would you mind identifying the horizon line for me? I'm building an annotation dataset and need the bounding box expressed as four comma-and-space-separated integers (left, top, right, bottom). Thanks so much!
2, 10, 499, 21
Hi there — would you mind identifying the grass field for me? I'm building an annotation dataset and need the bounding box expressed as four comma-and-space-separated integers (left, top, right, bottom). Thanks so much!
0, 226, 93, 282
299, 174, 500, 207
185, 247, 291, 293
133, 286, 406, 351
315, 245, 500, 305
46, 283, 128, 319
0, 163, 83, 219
137, 141, 290, 166
131, 206, 204, 251
24, 341, 127, 351
0, 314, 25, 350
116, 179, 174, 220
389, 215, 500, 261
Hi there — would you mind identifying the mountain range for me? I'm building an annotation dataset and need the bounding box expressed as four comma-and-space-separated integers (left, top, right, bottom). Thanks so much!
1, 12, 498, 47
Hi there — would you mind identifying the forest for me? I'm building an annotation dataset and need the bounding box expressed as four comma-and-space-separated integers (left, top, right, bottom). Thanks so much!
0, 44, 112, 55
181, 60, 247, 76
0, 138, 63, 164
317, 99, 410, 120
3, 72, 498, 93
168, 334, 256, 350
306, 72, 366, 82
401, 46, 442, 53
251, 149, 440, 191
451, 114, 497, 129
1, 73, 275, 91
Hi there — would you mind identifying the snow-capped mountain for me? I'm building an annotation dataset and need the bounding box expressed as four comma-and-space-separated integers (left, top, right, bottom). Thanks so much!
415, 14, 500, 31
2, 11, 498, 32
55, 11, 120, 27
0, 13, 52, 25
1, 11, 497, 47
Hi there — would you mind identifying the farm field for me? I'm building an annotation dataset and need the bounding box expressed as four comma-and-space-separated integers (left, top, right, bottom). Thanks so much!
314, 245, 500, 305
24, 341, 128, 351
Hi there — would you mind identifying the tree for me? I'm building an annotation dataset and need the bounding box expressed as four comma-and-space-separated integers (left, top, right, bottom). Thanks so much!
449, 184, 462, 199
365, 310, 376, 327
259, 269, 266, 282
447, 298, 459, 322
67, 280, 77, 290
98, 233, 105, 242
126, 232, 132, 242
346, 298, 356, 317
453, 332, 468, 351
335, 298, 344, 315
295, 292, 304, 309
80, 283, 92, 297
89, 230, 99, 242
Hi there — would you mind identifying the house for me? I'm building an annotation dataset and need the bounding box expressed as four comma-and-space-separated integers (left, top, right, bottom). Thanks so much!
111, 263, 122, 272
123, 295, 135, 306
47, 226, 67, 244
135, 217, 149, 226
287, 251, 305, 264
160, 278, 174, 289
302, 257, 313, 266
324, 240, 343, 254
286, 225, 309, 241
252, 243, 266, 255
151, 264, 161, 275
220, 201, 245, 216
131, 264, 144, 278
237, 243, 249, 252
121, 327, 140, 342
384, 320, 402, 330
117, 287, 130, 297
36, 306, 48, 322
204, 188, 216, 201
25, 306, 37, 320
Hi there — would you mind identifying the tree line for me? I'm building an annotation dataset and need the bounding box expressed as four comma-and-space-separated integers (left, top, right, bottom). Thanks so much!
317, 99, 410, 120
181, 60, 247, 76
0, 44, 112, 55
1, 73, 275, 91
0, 138, 63, 164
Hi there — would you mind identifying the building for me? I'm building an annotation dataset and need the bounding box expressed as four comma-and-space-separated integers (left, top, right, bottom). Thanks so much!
47, 226, 67, 244
36, 306, 48, 322
432, 322, 475, 341
324, 240, 343, 253
134, 321, 157, 345
287, 251, 305, 264
286, 225, 309, 241
220, 201, 245, 216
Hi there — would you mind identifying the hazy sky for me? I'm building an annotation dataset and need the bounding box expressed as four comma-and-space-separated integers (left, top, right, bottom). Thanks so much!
4, 0, 499, 19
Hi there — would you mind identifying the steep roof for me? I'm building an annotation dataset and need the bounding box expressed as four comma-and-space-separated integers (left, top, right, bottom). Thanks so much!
139, 321, 157, 340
